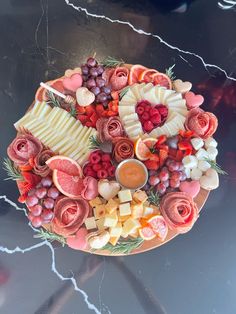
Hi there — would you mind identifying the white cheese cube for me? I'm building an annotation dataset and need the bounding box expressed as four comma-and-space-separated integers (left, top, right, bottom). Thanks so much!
110, 222, 122, 237
123, 218, 141, 235
142, 206, 154, 217
84, 217, 97, 230
190, 138, 204, 151
182, 155, 198, 169
119, 202, 131, 216
198, 160, 211, 172
96, 217, 106, 231
104, 211, 118, 227
118, 190, 132, 203
204, 137, 218, 149
195, 148, 209, 160
207, 147, 218, 160
190, 168, 203, 180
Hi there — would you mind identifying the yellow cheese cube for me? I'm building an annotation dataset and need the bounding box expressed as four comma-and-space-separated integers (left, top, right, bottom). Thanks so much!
96, 217, 106, 231
118, 214, 131, 222
131, 202, 144, 219
118, 189, 132, 203
104, 211, 118, 227
89, 197, 103, 207
84, 217, 97, 230
121, 228, 129, 238
129, 229, 139, 239
119, 202, 131, 216
133, 190, 148, 203
105, 198, 119, 214
109, 236, 120, 246
110, 222, 122, 237
93, 205, 106, 219
142, 205, 160, 217
123, 218, 141, 235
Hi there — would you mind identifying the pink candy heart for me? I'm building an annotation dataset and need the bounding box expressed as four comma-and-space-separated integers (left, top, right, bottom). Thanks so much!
179, 180, 200, 198
185, 91, 204, 109
66, 228, 88, 250
62, 73, 82, 92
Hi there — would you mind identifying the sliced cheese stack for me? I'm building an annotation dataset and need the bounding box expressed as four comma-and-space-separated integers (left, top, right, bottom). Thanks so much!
118, 83, 188, 139
14, 101, 97, 165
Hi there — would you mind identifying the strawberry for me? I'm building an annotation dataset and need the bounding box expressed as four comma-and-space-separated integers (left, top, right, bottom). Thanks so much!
85, 121, 93, 127
157, 135, 167, 145
176, 150, 184, 161
96, 104, 105, 115
144, 160, 159, 170
22, 172, 41, 187
85, 105, 95, 117
76, 105, 86, 114
159, 149, 168, 167
90, 112, 98, 125
149, 153, 160, 162
178, 140, 192, 151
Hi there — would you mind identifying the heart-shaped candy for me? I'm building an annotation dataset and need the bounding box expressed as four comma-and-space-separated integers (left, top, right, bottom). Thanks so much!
185, 91, 204, 109
98, 179, 120, 200
63, 73, 83, 92
179, 180, 200, 198
65, 67, 82, 77
199, 168, 219, 190
173, 79, 192, 93
76, 87, 95, 107
88, 231, 110, 249
66, 227, 88, 250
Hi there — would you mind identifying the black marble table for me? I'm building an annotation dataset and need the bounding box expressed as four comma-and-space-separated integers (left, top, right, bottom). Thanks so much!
1, 1, 236, 313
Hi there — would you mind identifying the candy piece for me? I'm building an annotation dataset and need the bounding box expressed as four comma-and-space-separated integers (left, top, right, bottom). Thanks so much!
179, 180, 200, 198
103, 211, 118, 227
119, 202, 131, 216
184, 91, 204, 110
98, 180, 120, 201
173, 79, 192, 93
204, 137, 218, 149
195, 148, 209, 160
207, 147, 218, 160
76, 87, 95, 107
63, 73, 83, 92
123, 218, 141, 235
88, 231, 110, 249
118, 189, 132, 203
198, 160, 211, 172
182, 155, 198, 169
190, 168, 203, 180
199, 168, 219, 190
190, 138, 204, 151
84, 217, 97, 230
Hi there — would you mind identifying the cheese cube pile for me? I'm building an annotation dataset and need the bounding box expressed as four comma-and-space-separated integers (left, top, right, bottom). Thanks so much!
14, 101, 97, 165
87, 189, 160, 246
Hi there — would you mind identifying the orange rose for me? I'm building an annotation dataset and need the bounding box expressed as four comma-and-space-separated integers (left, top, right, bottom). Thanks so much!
185, 108, 218, 139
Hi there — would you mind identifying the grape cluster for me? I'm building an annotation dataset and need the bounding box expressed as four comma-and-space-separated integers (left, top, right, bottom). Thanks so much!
81, 57, 112, 106
146, 159, 187, 195
26, 176, 60, 228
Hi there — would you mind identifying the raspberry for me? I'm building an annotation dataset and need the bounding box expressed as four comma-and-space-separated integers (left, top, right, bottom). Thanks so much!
138, 100, 150, 107
144, 160, 159, 170
149, 108, 159, 116
141, 112, 150, 121
97, 169, 108, 179
136, 106, 145, 115
86, 169, 97, 178
151, 113, 161, 125
89, 151, 101, 164
157, 105, 168, 117
101, 153, 111, 162
92, 163, 102, 172
102, 161, 111, 169
143, 121, 154, 132
144, 105, 151, 112
108, 166, 116, 177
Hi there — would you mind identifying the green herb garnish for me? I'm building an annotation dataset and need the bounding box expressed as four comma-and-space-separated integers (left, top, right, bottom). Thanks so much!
119, 86, 130, 99
101, 237, 144, 254
165, 64, 176, 80
148, 190, 161, 206
46, 91, 62, 108
34, 229, 66, 246
89, 135, 101, 150
102, 56, 125, 68
204, 158, 228, 175
69, 105, 77, 118
2, 158, 23, 181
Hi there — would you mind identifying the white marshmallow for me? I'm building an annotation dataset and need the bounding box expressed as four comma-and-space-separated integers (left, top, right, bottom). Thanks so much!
207, 147, 218, 160
182, 155, 198, 169
190, 138, 204, 151
190, 168, 203, 180
185, 168, 191, 179
195, 148, 209, 160
198, 160, 211, 172
204, 137, 218, 149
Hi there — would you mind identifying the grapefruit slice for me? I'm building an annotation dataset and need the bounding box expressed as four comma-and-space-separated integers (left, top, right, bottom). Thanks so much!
139, 226, 156, 240
35, 77, 65, 102
53, 169, 84, 198
134, 138, 152, 161
138, 69, 158, 83
142, 137, 158, 149
128, 64, 147, 85
147, 215, 168, 241
151, 73, 172, 89
46, 156, 82, 177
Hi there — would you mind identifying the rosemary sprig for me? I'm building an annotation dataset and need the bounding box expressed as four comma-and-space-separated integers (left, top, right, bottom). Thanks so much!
34, 229, 66, 246
46, 91, 62, 108
69, 105, 77, 118
165, 64, 176, 80
89, 135, 101, 150
119, 86, 130, 99
204, 158, 228, 175
148, 190, 161, 206
102, 56, 125, 68
101, 237, 144, 254
2, 158, 23, 181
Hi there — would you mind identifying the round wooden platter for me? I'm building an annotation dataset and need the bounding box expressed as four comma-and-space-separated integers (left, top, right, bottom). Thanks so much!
21, 71, 210, 256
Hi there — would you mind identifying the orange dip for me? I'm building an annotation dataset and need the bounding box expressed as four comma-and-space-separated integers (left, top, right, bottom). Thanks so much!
117, 160, 147, 189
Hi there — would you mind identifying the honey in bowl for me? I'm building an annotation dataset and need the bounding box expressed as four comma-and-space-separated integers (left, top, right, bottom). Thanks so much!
116, 159, 148, 189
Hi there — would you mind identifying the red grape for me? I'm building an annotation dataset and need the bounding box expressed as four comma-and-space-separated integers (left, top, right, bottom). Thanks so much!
30, 204, 43, 217
163, 180, 169, 188
167, 136, 178, 149
102, 86, 111, 94
148, 175, 160, 186
179, 171, 187, 181
170, 178, 180, 188
90, 86, 100, 96
96, 77, 105, 88
31, 216, 43, 228
87, 57, 97, 67
28, 188, 36, 196
96, 65, 104, 75
96, 92, 107, 103
47, 187, 60, 199
87, 78, 96, 89
170, 171, 181, 181
156, 183, 166, 195
168, 161, 179, 172
26, 195, 38, 207
35, 187, 47, 199
159, 168, 169, 182
89, 68, 98, 77
41, 177, 52, 188
81, 65, 89, 75
41, 209, 54, 222
43, 198, 54, 210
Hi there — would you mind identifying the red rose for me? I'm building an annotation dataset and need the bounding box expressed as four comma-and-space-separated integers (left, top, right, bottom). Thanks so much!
185, 108, 218, 139
7, 134, 42, 166
51, 197, 90, 237
160, 192, 199, 234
